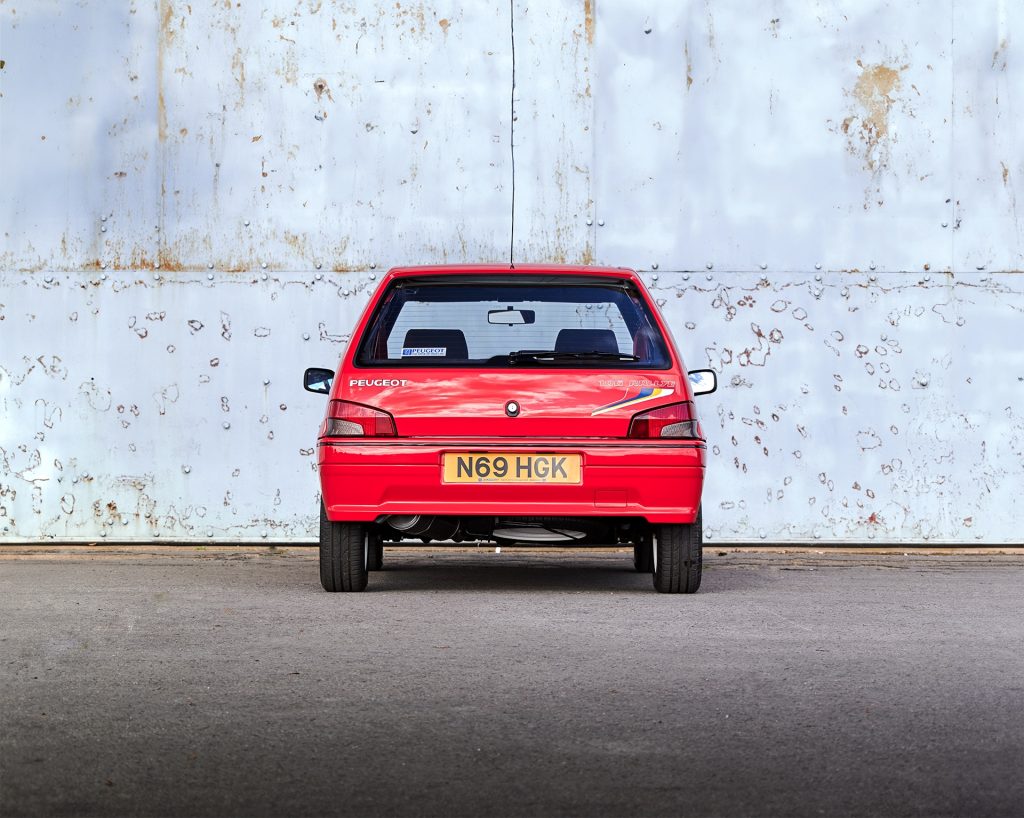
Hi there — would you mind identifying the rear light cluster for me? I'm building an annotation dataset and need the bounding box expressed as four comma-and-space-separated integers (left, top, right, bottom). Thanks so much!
627, 401, 703, 440
320, 400, 396, 437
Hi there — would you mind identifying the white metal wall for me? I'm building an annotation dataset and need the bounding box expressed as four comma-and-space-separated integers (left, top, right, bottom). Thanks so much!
1, 0, 1021, 543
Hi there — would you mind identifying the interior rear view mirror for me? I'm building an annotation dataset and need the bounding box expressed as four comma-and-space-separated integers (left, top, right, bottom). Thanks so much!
687, 369, 718, 396
488, 307, 536, 325
303, 367, 334, 394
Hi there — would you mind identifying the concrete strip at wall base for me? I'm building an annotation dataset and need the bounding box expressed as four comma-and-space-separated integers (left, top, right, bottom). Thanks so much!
2, 545, 1024, 561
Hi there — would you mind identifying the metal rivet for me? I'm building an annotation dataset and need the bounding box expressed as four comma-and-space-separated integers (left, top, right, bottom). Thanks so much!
814, 532, 821, 539
656, 298, 666, 306
100, 262, 107, 269
682, 274, 690, 281
369, 273, 376, 280
154, 263, 161, 270
207, 273, 214, 280
651, 263, 659, 270
706, 274, 713, 281
122, 519, 129, 526
208, 263, 214, 270
144, 512, 151, 519
923, 275, 931, 282
207, 530, 214, 538
101, 215, 107, 222
869, 275, 877, 282
263, 379, 270, 386
976, 265, 985, 270
222, 421, 231, 429
941, 222, 948, 228
261, 530, 268, 538
244, 220, 251, 227
759, 531, 767, 539
261, 262, 268, 269
315, 262, 322, 270
183, 465, 191, 474
814, 274, 822, 282
100, 530, 106, 537
585, 218, 593, 226
154, 531, 160, 537
302, 333, 310, 340
706, 262, 713, 270
100, 226, 107, 233
101, 273, 107, 281
261, 273, 268, 281
869, 263, 876, 270
760, 263, 767, 270
597, 219, 605, 226
370, 263, 377, 269
315, 273, 323, 280
651, 273, 659, 281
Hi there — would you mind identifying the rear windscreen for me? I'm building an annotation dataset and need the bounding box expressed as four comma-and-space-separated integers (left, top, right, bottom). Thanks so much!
354, 276, 672, 369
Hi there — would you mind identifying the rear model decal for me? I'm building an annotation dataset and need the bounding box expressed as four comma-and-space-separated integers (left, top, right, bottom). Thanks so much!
591, 387, 674, 416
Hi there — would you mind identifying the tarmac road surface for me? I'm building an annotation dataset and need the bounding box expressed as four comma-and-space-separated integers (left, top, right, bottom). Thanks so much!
1, 548, 1023, 817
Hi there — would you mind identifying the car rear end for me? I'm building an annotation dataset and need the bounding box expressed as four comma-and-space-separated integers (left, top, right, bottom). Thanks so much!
311, 265, 714, 592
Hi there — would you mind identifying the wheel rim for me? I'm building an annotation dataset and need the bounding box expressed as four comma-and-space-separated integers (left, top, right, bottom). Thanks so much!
651, 532, 658, 573
364, 533, 369, 568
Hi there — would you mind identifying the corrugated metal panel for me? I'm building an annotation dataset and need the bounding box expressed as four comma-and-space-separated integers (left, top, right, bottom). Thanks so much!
1, 0, 1022, 543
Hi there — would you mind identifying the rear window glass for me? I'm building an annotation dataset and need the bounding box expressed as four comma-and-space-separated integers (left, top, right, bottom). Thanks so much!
355, 275, 672, 369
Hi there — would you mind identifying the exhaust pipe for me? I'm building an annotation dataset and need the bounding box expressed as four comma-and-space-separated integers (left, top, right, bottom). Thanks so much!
383, 515, 460, 541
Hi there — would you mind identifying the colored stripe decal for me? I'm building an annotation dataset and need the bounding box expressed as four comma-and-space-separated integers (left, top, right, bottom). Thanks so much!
591, 387, 675, 416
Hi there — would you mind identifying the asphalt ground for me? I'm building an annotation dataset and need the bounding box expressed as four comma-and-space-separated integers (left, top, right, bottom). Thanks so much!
1, 547, 1023, 817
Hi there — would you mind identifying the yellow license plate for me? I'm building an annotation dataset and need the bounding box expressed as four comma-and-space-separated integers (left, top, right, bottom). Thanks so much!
442, 453, 582, 484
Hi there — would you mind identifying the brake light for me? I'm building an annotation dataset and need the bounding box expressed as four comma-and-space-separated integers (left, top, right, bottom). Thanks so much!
320, 400, 396, 437
627, 401, 703, 439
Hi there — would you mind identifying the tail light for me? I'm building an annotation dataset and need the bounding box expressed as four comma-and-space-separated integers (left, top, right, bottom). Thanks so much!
320, 400, 396, 437
627, 401, 703, 439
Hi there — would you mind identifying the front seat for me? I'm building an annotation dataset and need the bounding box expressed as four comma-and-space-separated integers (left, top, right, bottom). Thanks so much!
554, 328, 619, 354
402, 329, 469, 360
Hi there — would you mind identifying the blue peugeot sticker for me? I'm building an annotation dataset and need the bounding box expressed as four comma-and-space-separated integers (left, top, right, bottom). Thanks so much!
401, 347, 447, 357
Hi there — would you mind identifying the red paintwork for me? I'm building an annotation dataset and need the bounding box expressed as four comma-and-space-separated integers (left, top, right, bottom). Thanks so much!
317, 265, 706, 525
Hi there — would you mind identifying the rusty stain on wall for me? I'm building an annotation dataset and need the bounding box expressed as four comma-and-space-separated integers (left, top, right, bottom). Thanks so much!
840, 61, 906, 175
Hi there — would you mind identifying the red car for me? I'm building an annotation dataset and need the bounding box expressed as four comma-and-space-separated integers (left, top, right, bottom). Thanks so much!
304, 265, 717, 593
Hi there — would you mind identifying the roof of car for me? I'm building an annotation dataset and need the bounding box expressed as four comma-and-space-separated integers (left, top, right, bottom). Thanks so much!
385, 264, 637, 279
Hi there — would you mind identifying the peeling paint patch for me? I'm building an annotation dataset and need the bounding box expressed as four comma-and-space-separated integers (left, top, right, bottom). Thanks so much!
840, 61, 906, 175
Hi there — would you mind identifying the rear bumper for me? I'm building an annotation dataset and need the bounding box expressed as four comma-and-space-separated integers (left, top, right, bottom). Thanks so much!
318, 439, 705, 524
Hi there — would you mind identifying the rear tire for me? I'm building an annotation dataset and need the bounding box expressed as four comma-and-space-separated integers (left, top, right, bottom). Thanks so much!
319, 502, 368, 592
652, 509, 702, 594
633, 533, 653, 573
